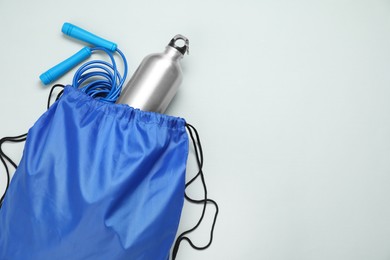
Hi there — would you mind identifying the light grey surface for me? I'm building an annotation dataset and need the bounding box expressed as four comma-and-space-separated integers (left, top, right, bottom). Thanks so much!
1, 0, 390, 259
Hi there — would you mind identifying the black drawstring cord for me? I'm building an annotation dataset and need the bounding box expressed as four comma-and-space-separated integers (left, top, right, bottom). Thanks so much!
47, 84, 65, 110
0, 133, 27, 207
0, 84, 64, 208
171, 123, 219, 260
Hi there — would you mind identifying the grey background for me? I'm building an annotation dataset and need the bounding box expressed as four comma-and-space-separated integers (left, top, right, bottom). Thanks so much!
1, 0, 390, 259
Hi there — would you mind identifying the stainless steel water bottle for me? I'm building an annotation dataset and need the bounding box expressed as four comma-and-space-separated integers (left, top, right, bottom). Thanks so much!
117, 34, 189, 113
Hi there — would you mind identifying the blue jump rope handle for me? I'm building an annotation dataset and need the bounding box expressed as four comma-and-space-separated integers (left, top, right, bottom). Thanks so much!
39, 47, 91, 85
62, 23, 117, 52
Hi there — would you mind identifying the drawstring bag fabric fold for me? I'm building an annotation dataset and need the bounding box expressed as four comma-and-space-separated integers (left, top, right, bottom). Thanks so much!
0, 86, 188, 260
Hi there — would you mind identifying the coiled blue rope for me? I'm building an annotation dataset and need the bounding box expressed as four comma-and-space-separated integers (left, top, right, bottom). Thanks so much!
72, 47, 128, 103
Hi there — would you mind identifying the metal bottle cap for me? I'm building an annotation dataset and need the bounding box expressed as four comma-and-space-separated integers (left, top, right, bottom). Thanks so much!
168, 34, 190, 55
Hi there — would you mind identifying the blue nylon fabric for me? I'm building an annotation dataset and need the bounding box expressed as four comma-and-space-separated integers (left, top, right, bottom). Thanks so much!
0, 86, 188, 260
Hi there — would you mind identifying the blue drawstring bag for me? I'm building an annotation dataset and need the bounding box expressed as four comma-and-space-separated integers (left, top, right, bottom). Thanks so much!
0, 86, 188, 259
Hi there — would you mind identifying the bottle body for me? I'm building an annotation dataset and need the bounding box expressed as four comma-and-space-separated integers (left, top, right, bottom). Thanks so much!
117, 46, 183, 113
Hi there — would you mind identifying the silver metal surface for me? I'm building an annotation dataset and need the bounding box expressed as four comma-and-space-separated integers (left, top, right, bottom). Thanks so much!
117, 35, 189, 113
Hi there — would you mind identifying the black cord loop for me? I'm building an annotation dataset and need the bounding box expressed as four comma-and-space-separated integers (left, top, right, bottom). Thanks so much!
0, 133, 27, 207
171, 123, 219, 259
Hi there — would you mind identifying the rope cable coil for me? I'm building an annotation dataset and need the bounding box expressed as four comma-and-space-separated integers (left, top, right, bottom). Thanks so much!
72, 47, 128, 103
